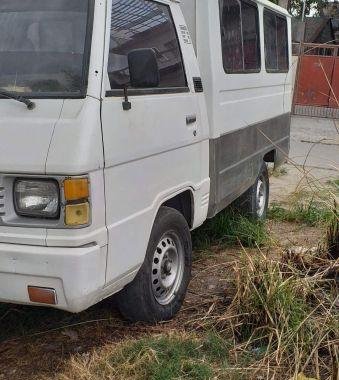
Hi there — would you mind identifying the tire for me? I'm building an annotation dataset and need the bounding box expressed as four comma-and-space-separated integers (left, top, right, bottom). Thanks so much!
235, 162, 269, 220
117, 206, 192, 323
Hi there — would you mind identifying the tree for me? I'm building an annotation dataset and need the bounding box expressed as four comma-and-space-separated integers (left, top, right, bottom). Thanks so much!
270, 0, 331, 18
289, 0, 329, 17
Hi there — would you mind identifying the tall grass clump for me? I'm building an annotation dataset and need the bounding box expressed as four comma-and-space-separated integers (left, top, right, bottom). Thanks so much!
269, 197, 334, 227
192, 208, 270, 250
326, 202, 339, 259
220, 249, 339, 379
328, 178, 339, 193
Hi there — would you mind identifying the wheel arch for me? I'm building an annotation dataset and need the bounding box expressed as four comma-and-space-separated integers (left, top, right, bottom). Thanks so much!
263, 149, 276, 163
161, 189, 194, 229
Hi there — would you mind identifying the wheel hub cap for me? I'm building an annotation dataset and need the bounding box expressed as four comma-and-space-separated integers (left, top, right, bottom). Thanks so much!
151, 232, 184, 305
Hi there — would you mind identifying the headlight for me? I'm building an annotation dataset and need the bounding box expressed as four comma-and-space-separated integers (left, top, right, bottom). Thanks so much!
14, 180, 60, 219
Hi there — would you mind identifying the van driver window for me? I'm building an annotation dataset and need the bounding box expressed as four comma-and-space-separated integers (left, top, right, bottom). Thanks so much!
264, 10, 289, 72
219, 0, 261, 73
108, 0, 187, 90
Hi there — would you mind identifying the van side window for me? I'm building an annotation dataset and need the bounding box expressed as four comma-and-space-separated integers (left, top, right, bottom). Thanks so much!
219, 0, 261, 73
264, 10, 289, 72
107, 0, 187, 90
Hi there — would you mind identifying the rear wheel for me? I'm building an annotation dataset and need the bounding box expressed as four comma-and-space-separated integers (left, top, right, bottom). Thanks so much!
235, 162, 269, 220
117, 206, 192, 323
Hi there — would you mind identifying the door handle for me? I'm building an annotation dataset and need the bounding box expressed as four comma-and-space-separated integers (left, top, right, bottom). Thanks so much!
186, 115, 197, 125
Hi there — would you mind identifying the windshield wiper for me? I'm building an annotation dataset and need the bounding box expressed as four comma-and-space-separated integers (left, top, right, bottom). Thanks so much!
0, 89, 36, 110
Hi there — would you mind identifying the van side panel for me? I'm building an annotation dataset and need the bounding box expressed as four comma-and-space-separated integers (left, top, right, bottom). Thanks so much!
195, 0, 292, 217
208, 113, 290, 217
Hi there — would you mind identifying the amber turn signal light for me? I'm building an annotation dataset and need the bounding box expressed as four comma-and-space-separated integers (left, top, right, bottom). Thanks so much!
64, 178, 89, 201
65, 202, 90, 226
28, 286, 57, 305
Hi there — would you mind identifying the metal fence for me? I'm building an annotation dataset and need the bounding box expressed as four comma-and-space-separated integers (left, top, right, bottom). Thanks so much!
293, 42, 339, 119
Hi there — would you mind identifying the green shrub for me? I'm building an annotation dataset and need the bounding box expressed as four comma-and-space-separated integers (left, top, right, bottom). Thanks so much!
193, 209, 270, 250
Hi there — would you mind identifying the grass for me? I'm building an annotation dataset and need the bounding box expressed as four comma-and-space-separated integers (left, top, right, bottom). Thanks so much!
60, 332, 241, 380
326, 203, 339, 259
192, 208, 270, 250
234, 260, 309, 340
328, 178, 339, 192
269, 198, 334, 227
213, 249, 339, 379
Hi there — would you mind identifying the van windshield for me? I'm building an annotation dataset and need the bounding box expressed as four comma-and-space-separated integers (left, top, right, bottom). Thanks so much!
0, 0, 91, 97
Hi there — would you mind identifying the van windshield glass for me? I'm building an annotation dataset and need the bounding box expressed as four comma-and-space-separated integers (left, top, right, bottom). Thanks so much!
0, 0, 90, 97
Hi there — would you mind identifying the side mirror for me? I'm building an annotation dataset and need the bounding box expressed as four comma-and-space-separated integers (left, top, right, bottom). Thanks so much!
128, 48, 160, 88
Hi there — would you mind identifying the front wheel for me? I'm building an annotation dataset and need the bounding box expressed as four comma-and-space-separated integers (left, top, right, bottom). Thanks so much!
117, 206, 192, 323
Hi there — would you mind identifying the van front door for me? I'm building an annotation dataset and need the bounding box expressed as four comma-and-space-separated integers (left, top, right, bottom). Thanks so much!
101, 0, 204, 287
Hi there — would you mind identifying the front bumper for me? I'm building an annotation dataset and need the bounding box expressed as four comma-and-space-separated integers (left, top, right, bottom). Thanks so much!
0, 243, 107, 313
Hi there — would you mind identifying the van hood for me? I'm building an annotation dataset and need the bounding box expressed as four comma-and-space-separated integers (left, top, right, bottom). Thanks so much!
0, 99, 64, 174
0, 97, 104, 176
44, 97, 104, 175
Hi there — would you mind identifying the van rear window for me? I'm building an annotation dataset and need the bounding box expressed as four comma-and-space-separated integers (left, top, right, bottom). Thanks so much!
264, 10, 289, 72
108, 0, 187, 90
219, 0, 261, 73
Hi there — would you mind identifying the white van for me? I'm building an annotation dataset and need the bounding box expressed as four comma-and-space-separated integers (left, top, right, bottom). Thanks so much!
0, 0, 292, 322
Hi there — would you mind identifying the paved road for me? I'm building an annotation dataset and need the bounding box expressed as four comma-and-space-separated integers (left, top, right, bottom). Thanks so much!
270, 116, 338, 204
290, 116, 339, 171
